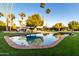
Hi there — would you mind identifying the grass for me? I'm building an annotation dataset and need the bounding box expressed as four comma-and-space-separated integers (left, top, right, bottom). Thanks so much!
0, 32, 79, 56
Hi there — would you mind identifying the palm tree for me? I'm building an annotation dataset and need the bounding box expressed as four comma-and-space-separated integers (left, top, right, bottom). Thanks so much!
46, 8, 51, 14
40, 3, 51, 14
19, 12, 26, 20
40, 3, 45, 8
19, 12, 26, 30
8, 13, 15, 31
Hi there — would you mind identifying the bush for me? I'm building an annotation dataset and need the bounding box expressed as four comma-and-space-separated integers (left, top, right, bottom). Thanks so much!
0, 26, 6, 31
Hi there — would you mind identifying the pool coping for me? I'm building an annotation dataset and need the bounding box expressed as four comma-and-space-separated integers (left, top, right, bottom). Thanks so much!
4, 35, 65, 49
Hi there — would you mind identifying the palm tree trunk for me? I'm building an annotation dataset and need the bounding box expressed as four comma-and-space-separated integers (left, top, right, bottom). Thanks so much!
10, 20, 12, 31
6, 18, 8, 31
10, 26, 11, 31
22, 17, 23, 20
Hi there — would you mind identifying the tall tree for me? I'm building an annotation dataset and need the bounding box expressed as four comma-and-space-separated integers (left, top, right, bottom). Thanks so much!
68, 21, 79, 31
46, 8, 51, 14
19, 12, 26, 29
19, 12, 26, 20
40, 3, 45, 8
8, 13, 15, 31
54, 23, 64, 31
0, 12, 5, 30
26, 14, 44, 28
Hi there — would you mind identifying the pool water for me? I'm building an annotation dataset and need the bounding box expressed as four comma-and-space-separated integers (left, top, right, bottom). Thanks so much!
9, 34, 58, 46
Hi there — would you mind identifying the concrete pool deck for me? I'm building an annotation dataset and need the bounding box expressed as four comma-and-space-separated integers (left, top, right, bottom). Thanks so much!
4, 36, 65, 49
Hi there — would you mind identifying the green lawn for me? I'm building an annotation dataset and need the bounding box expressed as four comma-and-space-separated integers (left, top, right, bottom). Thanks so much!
0, 32, 79, 56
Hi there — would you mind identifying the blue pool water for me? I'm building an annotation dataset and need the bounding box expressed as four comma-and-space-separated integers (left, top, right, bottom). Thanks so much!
9, 34, 58, 46
43, 34, 57, 45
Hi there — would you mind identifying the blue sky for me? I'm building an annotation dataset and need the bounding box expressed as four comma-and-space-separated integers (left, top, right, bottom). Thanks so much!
0, 3, 79, 27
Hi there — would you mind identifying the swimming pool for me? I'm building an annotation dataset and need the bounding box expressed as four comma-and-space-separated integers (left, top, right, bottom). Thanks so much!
9, 34, 58, 47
